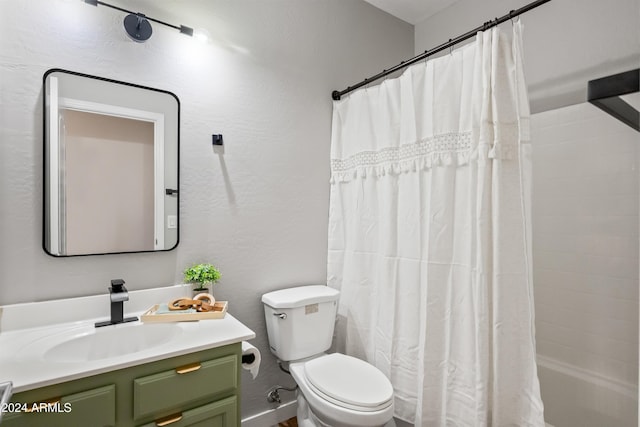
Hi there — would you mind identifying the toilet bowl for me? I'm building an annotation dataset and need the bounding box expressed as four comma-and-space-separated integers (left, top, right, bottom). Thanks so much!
261, 286, 396, 427
290, 353, 395, 427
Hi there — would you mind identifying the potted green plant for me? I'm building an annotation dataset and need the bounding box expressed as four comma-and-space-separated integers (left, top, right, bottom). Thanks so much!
183, 263, 221, 296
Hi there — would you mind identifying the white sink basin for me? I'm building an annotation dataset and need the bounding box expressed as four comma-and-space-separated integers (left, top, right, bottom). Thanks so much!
18, 322, 182, 363
46, 323, 182, 362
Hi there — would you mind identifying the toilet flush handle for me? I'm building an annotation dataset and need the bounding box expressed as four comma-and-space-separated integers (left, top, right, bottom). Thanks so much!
273, 312, 287, 320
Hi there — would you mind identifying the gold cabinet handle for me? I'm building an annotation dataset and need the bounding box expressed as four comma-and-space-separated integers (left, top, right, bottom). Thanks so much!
156, 413, 183, 426
175, 362, 201, 374
24, 397, 61, 412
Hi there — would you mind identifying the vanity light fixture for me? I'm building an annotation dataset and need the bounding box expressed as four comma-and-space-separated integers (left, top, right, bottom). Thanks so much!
84, 0, 194, 42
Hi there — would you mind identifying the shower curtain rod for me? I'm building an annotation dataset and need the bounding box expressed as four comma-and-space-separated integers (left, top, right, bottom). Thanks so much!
331, 0, 553, 100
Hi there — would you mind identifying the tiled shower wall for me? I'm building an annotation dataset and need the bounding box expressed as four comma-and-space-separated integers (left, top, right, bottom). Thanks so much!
531, 102, 639, 426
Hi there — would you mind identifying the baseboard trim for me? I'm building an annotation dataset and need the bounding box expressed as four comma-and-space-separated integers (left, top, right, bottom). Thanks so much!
241, 400, 297, 427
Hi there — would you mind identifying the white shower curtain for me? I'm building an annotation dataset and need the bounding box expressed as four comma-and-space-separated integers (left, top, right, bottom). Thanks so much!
327, 22, 544, 426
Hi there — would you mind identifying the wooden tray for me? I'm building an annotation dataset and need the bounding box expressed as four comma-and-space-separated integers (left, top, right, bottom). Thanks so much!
141, 301, 228, 323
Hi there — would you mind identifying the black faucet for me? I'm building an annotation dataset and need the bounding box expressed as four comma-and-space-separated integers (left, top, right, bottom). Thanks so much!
95, 279, 138, 328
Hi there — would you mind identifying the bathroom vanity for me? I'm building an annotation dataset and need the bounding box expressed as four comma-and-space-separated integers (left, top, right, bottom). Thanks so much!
3, 345, 239, 427
0, 285, 255, 427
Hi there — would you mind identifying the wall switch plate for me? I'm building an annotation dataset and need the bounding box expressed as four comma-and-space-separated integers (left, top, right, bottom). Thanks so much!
167, 215, 177, 229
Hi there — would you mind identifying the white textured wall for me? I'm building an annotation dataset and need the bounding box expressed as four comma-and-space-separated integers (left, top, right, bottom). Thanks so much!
531, 103, 639, 426
414, 0, 640, 113
0, 0, 413, 419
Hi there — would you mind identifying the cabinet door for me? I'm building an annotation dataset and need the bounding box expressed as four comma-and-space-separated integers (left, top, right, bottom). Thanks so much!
2, 384, 116, 427
138, 396, 237, 427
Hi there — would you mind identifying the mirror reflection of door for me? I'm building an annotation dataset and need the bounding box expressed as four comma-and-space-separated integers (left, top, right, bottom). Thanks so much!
62, 110, 155, 255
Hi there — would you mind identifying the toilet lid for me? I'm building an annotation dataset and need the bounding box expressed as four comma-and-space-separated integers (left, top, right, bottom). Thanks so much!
303, 353, 393, 410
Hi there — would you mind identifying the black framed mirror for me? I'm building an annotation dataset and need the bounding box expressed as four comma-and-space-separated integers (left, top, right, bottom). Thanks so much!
43, 69, 179, 256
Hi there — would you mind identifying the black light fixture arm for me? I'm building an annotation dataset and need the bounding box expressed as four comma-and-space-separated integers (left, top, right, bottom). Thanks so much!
331, 0, 553, 100
84, 0, 194, 37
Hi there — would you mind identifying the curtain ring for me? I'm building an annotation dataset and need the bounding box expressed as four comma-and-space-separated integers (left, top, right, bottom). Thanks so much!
364, 77, 377, 92
448, 39, 453, 55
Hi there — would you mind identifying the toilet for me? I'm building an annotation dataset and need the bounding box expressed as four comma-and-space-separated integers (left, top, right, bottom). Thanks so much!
262, 285, 395, 427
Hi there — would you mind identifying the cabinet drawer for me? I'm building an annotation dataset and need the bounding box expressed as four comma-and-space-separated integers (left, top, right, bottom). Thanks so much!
138, 395, 237, 427
3, 384, 116, 427
133, 355, 237, 420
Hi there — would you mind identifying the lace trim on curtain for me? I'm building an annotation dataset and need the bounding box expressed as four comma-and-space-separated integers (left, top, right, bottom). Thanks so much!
330, 126, 521, 183
331, 132, 471, 183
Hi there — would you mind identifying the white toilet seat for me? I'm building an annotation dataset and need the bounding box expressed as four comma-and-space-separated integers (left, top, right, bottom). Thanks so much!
290, 354, 395, 427
303, 353, 393, 412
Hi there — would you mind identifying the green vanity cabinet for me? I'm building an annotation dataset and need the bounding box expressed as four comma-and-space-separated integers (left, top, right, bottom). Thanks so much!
4, 343, 241, 427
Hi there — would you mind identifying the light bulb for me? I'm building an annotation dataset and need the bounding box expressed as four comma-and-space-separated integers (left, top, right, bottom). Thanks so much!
193, 28, 210, 43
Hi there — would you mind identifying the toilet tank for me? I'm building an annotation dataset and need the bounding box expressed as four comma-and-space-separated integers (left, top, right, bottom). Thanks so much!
262, 285, 339, 361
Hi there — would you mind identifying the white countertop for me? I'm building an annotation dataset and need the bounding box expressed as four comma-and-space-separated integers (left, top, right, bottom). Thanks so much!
0, 285, 256, 393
